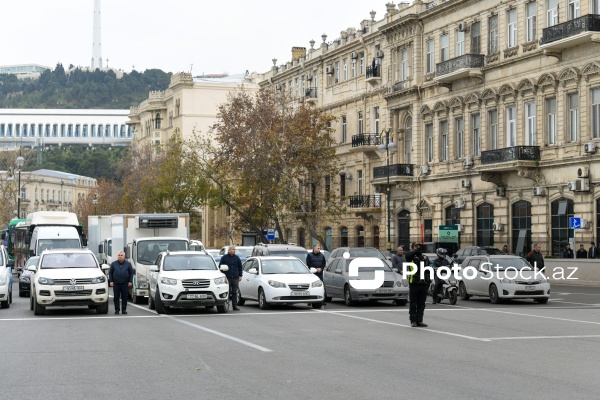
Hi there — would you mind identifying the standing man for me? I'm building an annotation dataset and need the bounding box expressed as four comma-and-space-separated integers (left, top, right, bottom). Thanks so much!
109, 251, 133, 315
306, 244, 326, 282
405, 242, 431, 327
562, 243, 574, 259
219, 246, 243, 311
576, 244, 588, 259
589, 242, 598, 259
391, 246, 406, 272
526, 243, 545, 271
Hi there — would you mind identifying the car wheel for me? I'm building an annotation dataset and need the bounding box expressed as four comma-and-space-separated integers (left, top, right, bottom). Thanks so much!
155, 290, 166, 314
258, 288, 270, 310
148, 291, 156, 310
96, 301, 109, 314
489, 283, 501, 304
394, 299, 408, 306
311, 302, 323, 309
30, 294, 34, 311
0, 298, 8, 308
9, 289, 12, 304
344, 285, 356, 306
33, 293, 45, 315
536, 297, 549, 304
237, 290, 246, 306
449, 290, 458, 305
459, 281, 470, 300
216, 301, 229, 313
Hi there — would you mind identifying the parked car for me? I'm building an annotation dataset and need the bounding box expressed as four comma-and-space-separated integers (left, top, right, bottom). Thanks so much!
453, 246, 502, 265
252, 243, 308, 261
205, 249, 221, 262
458, 255, 550, 304
0, 245, 12, 308
219, 246, 253, 262
148, 251, 230, 314
238, 256, 324, 309
323, 249, 409, 306
29, 249, 110, 315
19, 256, 40, 298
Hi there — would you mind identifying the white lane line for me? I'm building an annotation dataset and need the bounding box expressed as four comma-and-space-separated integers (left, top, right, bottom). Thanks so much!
484, 334, 600, 341
314, 309, 490, 342
0, 315, 158, 322
548, 300, 600, 306
447, 305, 600, 326
165, 315, 273, 352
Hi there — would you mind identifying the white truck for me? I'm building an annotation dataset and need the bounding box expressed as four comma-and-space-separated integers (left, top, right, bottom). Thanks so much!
87, 216, 112, 264
92, 213, 191, 304
24, 211, 87, 258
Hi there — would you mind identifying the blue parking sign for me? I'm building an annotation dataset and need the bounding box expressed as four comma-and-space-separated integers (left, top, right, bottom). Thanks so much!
570, 217, 581, 229
266, 228, 276, 241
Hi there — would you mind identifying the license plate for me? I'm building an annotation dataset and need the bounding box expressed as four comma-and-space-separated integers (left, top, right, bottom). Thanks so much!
291, 291, 310, 296
376, 288, 394, 294
63, 286, 84, 291
187, 294, 208, 299
525, 286, 535, 291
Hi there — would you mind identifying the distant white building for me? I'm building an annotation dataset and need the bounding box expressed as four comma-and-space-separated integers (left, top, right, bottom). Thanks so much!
0, 109, 133, 149
0, 64, 51, 80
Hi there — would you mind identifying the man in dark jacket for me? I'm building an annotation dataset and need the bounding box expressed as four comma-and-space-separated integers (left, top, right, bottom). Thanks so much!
589, 242, 598, 259
526, 243, 545, 271
219, 246, 243, 311
306, 244, 326, 281
576, 244, 588, 259
109, 251, 134, 315
562, 243, 574, 259
405, 242, 431, 327
391, 246, 406, 271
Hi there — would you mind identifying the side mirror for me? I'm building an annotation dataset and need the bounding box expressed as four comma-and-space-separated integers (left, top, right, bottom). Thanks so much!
25, 233, 31, 245
149, 265, 159, 272
27, 265, 37, 272
99, 243, 104, 254
7, 259, 15, 268
29, 249, 35, 257
248, 268, 257, 275
219, 265, 229, 272
101, 264, 110, 272
309, 267, 317, 274
124, 247, 130, 259
81, 235, 88, 247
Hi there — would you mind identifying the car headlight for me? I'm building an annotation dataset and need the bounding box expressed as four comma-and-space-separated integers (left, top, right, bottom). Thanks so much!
0, 274, 6, 286
160, 277, 177, 285
20, 276, 31, 283
268, 280, 286, 288
214, 276, 228, 285
538, 276, 547, 283
91, 275, 106, 284
311, 280, 323, 287
38, 277, 55, 285
500, 278, 515, 284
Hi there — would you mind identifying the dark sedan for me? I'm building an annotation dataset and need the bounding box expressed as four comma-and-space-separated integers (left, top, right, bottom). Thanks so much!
19, 256, 39, 297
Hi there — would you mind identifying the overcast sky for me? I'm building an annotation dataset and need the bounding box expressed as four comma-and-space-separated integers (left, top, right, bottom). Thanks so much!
1, 0, 387, 76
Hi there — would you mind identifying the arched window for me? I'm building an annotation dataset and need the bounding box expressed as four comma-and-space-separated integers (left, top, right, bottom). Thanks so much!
285, 229, 292, 244
373, 226, 380, 250
512, 200, 532, 256
340, 227, 349, 247
155, 113, 162, 129
356, 226, 365, 247
405, 117, 412, 164
297, 228, 306, 248
477, 203, 494, 246
324, 227, 333, 251
445, 205, 461, 226
551, 198, 574, 257
397, 210, 410, 250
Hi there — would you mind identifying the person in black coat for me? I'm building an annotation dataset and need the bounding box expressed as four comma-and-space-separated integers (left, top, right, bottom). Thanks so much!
588, 242, 598, 259
219, 246, 243, 311
576, 244, 588, 259
405, 242, 431, 328
562, 244, 574, 259
109, 251, 134, 314
306, 244, 326, 281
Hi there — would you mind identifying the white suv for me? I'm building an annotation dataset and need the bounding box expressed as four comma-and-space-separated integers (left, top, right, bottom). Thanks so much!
148, 251, 230, 314
0, 246, 13, 309
29, 249, 110, 315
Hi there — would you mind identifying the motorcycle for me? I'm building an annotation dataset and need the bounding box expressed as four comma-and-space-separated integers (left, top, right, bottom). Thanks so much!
427, 270, 459, 305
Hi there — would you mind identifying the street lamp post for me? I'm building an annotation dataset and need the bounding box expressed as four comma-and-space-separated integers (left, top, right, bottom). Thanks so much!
92, 195, 98, 215
15, 156, 25, 218
378, 129, 397, 253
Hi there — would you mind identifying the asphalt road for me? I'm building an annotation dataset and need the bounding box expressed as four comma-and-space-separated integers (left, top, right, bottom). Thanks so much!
2, 283, 600, 400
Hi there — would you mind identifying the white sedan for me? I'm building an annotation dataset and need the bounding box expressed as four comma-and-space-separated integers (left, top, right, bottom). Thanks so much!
458, 255, 550, 304
238, 256, 325, 309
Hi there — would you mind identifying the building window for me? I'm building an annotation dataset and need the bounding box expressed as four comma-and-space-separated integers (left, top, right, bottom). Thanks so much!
341, 227, 349, 247
295, 78, 299, 97
547, 0, 558, 27
342, 116, 347, 143
525, 101, 536, 145
68, 124, 73, 137
405, 117, 412, 164
15, 124, 21, 137
335, 61, 340, 83
440, 120, 449, 161
52, 124, 58, 137
477, 203, 494, 247
445, 205, 461, 226
455, 117, 464, 159
546, 98, 556, 145
351, 58, 356, 78
471, 22, 481, 54
472, 114, 481, 156
551, 199, 574, 257
506, 105, 516, 147
83, 124, 88, 137
340, 174, 346, 198
426, 123, 434, 163
426, 40, 435, 73
343, 59, 348, 80
91, 124, 96, 138
401, 49, 408, 81
456, 31, 465, 56
594, 0, 600, 14
22, 124, 28, 137
357, 170, 363, 196
527, 2, 537, 42
569, 93, 579, 142
568, 0, 580, 20
374, 107, 380, 133
441, 34, 449, 62
358, 112, 363, 135
488, 15, 498, 54
507, 9, 517, 48
512, 200, 532, 256
359, 54, 365, 75
592, 88, 600, 139
154, 113, 161, 129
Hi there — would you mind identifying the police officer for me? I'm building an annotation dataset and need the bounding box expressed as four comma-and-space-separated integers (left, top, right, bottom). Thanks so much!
405, 242, 431, 327
431, 248, 450, 304
219, 246, 243, 311
109, 251, 134, 315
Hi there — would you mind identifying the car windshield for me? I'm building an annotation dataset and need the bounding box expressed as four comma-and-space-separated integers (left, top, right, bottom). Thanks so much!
480, 248, 502, 255
485, 257, 532, 271
37, 239, 81, 253
41, 253, 97, 269
344, 258, 392, 272
137, 240, 190, 264
233, 248, 253, 258
348, 249, 386, 260
269, 250, 308, 261
163, 255, 217, 271
206, 250, 220, 258
261, 259, 310, 274
25, 257, 40, 268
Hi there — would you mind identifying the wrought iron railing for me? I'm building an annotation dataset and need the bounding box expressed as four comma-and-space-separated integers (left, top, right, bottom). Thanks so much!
541, 14, 600, 44
481, 146, 540, 164
373, 164, 414, 179
391, 81, 409, 92
348, 195, 382, 208
366, 65, 381, 78
304, 88, 317, 99
436, 54, 484, 76
294, 203, 316, 213
351, 133, 381, 147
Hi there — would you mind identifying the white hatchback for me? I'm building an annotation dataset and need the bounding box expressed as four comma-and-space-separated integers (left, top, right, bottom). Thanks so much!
238, 256, 325, 309
458, 255, 550, 304
29, 249, 110, 315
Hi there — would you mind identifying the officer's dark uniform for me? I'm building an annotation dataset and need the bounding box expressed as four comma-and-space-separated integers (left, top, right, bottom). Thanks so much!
405, 243, 431, 327
219, 252, 243, 310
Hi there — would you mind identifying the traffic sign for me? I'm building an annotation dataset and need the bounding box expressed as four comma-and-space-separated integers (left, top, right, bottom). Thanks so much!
266, 228, 276, 241
570, 217, 581, 229
438, 225, 459, 243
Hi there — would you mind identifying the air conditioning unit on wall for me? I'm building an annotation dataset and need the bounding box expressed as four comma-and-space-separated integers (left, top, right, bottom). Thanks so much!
326, 66, 334, 75
454, 198, 466, 209
458, 21, 468, 32
351, 51, 358, 59
533, 187, 545, 196
461, 179, 471, 188
578, 166, 589, 178
463, 156, 473, 169
420, 165, 431, 175
493, 222, 503, 231
496, 187, 506, 197
456, 224, 465, 232
575, 178, 590, 192
584, 143, 596, 154
376, 50, 384, 58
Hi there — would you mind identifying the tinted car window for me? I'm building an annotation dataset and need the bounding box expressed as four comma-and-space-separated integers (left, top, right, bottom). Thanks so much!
41, 253, 97, 269
163, 255, 216, 271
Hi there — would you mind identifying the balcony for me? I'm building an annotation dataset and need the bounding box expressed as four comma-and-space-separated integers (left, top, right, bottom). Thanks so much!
479, 146, 540, 172
351, 133, 382, 158
348, 195, 382, 220
293, 202, 317, 219
365, 65, 381, 85
434, 54, 484, 84
304, 88, 317, 105
540, 14, 600, 51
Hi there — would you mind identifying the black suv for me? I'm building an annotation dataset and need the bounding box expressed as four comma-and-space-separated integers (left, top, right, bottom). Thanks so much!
453, 246, 502, 265
251, 243, 308, 262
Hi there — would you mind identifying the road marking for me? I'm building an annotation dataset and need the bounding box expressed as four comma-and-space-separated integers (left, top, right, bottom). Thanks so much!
314, 309, 490, 342
0, 315, 158, 322
484, 334, 600, 341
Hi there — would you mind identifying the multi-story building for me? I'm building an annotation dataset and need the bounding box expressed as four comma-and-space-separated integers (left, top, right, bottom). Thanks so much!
257, 0, 600, 256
